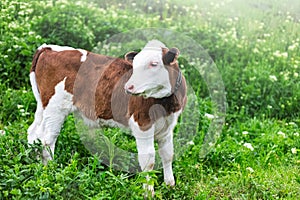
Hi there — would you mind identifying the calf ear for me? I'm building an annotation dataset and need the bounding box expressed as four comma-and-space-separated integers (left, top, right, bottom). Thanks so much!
125, 51, 138, 63
163, 47, 180, 65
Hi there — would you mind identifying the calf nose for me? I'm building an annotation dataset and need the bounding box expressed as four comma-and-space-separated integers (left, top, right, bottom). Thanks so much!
125, 84, 134, 94
127, 85, 134, 90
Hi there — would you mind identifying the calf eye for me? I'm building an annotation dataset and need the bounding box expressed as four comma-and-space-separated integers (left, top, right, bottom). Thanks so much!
150, 61, 158, 67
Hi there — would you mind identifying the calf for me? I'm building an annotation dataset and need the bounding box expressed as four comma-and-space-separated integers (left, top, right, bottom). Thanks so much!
28, 40, 187, 194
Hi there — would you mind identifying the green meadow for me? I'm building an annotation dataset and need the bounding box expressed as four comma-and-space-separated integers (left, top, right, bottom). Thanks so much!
0, 0, 299, 199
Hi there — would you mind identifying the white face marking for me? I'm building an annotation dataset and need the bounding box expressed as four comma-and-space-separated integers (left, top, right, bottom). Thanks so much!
38, 44, 88, 62
125, 47, 172, 99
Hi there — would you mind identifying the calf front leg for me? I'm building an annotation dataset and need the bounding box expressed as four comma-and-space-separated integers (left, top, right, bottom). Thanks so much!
129, 117, 155, 197
136, 134, 155, 198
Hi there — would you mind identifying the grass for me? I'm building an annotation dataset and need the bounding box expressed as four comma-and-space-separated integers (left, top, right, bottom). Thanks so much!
1, 116, 299, 199
1, 0, 300, 199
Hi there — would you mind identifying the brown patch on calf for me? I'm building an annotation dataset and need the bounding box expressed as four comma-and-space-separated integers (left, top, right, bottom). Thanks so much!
31, 47, 51, 72
128, 78, 186, 131
72, 53, 125, 120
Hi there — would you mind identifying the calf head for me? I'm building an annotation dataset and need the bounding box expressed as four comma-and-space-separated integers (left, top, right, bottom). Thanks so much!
124, 40, 180, 99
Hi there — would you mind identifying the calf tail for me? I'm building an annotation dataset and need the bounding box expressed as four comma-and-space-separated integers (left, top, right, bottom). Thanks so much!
30, 45, 50, 102
30, 71, 40, 102
31, 45, 50, 72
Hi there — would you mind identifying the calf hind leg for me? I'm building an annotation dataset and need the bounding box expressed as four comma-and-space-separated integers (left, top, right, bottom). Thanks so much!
37, 107, 68, 164
27, 100, 43, 144
28, 72, 43, 144
29, 78, 74, 164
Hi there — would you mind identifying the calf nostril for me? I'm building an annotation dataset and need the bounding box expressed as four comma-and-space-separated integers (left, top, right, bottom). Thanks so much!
128, 85, 134, 90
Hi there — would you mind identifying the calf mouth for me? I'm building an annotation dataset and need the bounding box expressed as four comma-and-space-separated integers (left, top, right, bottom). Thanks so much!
125, 90, 145, 97
125, 85, 165, 98
125, 89, 144, 96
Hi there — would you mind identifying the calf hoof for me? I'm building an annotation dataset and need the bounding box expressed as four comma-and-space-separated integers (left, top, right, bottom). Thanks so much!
165, 178, 175, 187
143, 184, 154, 199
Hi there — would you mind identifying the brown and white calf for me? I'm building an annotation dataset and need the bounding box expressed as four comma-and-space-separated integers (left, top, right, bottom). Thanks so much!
28, 40, 187, 194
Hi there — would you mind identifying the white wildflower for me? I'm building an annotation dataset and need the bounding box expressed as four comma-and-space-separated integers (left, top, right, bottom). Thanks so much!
273, 50, 288, 58
0, 130, 5, 135
21, 112, 30, 117
243, 143, 254, 151
288, 43, 298, 51
187, 141, 195, 145
291, 148, 297, 154
242, 131, 249, 135
278, 131, 286, 138
253, 48, 259, 53
258, 22, 264, 29
294, 132, 299, 137
281, 52, 288, 58
269, 75, 277, 82
17, 104, 24, 109
267, 105, 273, 109
204, 113, 215, 119
288, 122, 296, 126
246, 167, 254, 173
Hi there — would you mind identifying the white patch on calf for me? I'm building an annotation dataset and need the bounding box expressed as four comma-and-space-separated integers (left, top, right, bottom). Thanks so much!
78, 49, 88, 62
46, 78, 77, 114
38, 44, 76, 51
